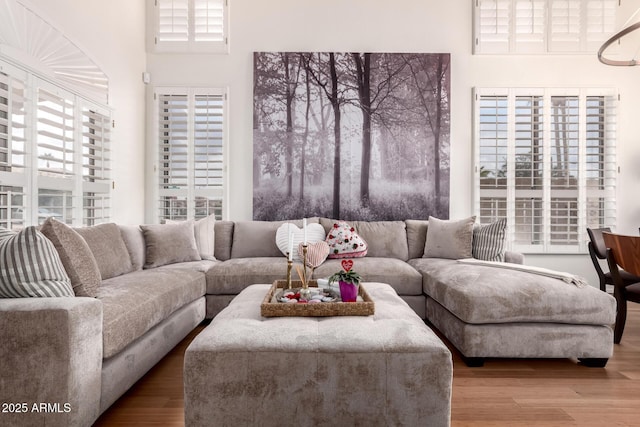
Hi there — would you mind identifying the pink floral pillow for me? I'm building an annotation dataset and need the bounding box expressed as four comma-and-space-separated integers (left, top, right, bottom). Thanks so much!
325, 221, 368, 259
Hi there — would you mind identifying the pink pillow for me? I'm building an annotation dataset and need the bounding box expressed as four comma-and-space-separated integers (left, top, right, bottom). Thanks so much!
326, 221, 368, 259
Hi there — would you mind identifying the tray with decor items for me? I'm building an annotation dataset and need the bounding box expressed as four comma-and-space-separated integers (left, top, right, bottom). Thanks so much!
260, 280, 375, 317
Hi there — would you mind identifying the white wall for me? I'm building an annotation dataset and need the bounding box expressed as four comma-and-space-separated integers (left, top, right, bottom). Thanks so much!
146, 0, 640, 286
30, 0, 148, 225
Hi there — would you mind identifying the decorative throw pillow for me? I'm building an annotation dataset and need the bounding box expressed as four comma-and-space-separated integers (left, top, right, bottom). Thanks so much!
141, 221, 201, 269
275, 223, 326, 261
75, 223, 133, 280
325, 221, 368, 259
297, 240, 330, 268
0, 226, 74, 298
423, 216, 476, 259
166, 214, 216, 260
40, 217, 102, 297
472, 218, 507, 262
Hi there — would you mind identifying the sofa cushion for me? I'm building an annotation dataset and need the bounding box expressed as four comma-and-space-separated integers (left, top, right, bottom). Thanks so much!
205, 257, 288, 295
99, 268, 206, 359
472, 218, 507, 262
141, 221, 201, 268
231, 219, 313, 259
0, 226, 74, 298
40, 217, 101, 297
409, 258, 616, 325
167, 214, 216, 260
406, 219, 429, 259
214, 221, 234, 261
424, 216, 475, 259
313, 258, 423, 296
119, 225, 146, 271
75, 223, 133, 280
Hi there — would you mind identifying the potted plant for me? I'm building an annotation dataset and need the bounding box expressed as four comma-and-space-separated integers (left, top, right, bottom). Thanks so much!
328, 260, 362, 302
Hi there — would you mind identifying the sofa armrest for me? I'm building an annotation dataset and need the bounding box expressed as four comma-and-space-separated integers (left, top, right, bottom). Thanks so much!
505, 251, 525, 265
0, 297, 103, 427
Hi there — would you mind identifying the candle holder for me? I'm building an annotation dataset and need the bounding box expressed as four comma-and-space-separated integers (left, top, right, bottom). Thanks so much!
302, 244, 309, 288
286, 256, 293, 289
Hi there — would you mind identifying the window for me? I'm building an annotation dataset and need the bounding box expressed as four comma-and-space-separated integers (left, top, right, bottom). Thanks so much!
154, 0, 228, 53
155, 87, 226, 222
474, 0, 617, 54
0, 59, 112, 230
474, 88, 617, 253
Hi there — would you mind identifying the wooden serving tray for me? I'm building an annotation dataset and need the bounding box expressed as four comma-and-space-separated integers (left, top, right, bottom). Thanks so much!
260, 280, 375, 317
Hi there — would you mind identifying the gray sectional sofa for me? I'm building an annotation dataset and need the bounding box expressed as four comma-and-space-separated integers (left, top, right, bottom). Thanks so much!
0, 217, 616, 426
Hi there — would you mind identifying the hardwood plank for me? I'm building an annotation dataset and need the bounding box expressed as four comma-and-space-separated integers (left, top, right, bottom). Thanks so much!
95, 306, 640, 426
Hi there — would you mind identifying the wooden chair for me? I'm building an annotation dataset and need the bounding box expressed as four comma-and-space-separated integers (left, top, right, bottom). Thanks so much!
587, 227, 613, 292
602, 232, 640, 343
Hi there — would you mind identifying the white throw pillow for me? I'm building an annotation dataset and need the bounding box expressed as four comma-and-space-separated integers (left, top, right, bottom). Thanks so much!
275, 223, 326, 261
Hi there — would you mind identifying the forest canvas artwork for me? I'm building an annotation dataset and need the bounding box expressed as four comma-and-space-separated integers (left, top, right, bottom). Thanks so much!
253, 52, 450, 221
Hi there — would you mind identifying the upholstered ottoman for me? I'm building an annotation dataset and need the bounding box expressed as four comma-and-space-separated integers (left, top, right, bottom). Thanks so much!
184, 282, 452, 427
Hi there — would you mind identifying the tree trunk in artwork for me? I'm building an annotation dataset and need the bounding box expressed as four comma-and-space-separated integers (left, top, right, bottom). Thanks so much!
253, 59, 260, 189
283, 53, 294, 198
352, 53, 372, 208
300, 55, 311, 201
433, 54, 444, 208
329, 53, 341, 219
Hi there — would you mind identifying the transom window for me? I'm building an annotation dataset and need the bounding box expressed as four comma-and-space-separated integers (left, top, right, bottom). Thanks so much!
474, 88, 617, 253
153, 0, 229, 53
474, 0, 618, 54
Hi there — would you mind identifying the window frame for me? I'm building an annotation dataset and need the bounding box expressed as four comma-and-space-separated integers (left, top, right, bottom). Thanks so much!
152, 86, 228, 223
152, 0, 229, 54
473, 0, 618, 54
0, 57, 112, 229
473, 87, 618, 254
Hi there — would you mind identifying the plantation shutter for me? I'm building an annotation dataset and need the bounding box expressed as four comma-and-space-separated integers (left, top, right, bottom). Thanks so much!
474, 88, 617, 254
0, 67, 27, 229
36, 83, 77, 224
514, 0, 546, 53
158, 93, 189, 220
156, 88, 226, 222
475, 0, 511, 53
155, 0, 228, 53
475, 0, 617, 53
193, 93, 224, 219
81, 103, 111, 225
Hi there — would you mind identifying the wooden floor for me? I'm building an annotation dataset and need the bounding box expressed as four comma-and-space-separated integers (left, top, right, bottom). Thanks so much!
95, 306, 640, 427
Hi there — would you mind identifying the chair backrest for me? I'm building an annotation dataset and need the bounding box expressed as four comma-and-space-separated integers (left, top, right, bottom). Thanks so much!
602, 232, 640, 277
587, 227, 611, 259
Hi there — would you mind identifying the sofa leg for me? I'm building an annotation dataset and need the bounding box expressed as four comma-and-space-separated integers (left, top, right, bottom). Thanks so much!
578, 358, 608, 368
461, 355, 485, 367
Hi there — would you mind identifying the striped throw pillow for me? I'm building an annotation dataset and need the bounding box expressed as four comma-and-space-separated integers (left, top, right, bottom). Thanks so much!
0, 226, 74, 298
472, 219, 507, 262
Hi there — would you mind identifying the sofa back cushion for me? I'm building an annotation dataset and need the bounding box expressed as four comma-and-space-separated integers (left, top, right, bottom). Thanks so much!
405, 219, 429, 259
231, 219, 318, 259
424, 216, 475, 259
0, 226, 74, 297
75, 223, 133, 280
40, 217, 101, 297
214, 221, 234, 261
319, 218, 409, 260
141, 221, 201, 268
119, 225, 146, 270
